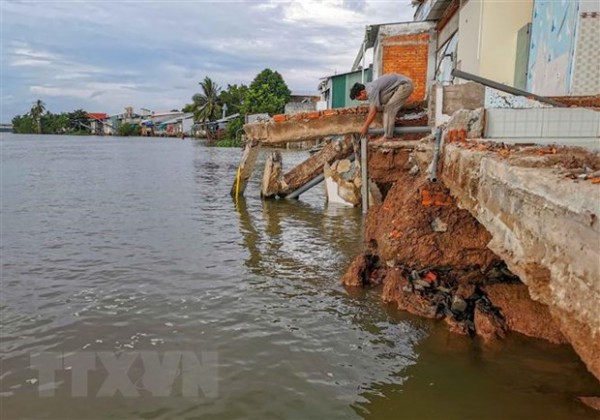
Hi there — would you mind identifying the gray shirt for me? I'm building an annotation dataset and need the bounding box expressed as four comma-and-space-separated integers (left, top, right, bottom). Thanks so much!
365, 73, 412, 108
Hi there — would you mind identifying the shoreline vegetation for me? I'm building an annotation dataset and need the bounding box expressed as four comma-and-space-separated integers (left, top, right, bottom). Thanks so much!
10, 68, 291, 148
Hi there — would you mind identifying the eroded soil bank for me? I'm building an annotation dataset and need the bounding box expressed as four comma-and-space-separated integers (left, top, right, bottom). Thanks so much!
342, 142, 598, 371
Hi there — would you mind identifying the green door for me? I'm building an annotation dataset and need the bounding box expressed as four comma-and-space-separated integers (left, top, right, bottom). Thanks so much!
332, 76, 346, 109
514, 23, 531, 90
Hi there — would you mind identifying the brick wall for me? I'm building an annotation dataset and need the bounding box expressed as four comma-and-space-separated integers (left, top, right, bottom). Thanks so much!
550, 95, 600, 108
381, 32, 430, 103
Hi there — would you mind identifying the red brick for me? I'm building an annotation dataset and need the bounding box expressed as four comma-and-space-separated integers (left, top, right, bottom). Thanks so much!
304, 111, 320, 120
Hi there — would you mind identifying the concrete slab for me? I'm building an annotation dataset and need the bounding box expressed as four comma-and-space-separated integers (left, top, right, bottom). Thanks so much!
501, 137, 600, 151
441, 144, 600, 380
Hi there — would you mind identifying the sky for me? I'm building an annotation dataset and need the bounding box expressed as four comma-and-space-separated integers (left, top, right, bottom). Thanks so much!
1, 0, 415, 120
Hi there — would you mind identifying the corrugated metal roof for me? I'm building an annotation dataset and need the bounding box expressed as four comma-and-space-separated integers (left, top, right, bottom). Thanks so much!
87, 113, 108, 120
159, 113, 195, 126
320, 68, 365, 80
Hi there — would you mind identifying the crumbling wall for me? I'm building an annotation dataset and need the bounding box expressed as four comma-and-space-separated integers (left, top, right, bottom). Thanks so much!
342, 148, 566, 345
440, 143, 600, 380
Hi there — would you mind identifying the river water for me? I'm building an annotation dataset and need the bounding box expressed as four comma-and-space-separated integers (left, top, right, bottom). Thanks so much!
2, 134, 599, 419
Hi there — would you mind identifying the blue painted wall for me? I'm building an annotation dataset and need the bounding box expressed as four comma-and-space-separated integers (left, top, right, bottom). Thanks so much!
526, 0, 580, 95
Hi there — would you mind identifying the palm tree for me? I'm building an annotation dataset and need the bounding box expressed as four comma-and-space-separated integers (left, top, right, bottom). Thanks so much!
192, 77, 221, 123
30, 99, 46, 134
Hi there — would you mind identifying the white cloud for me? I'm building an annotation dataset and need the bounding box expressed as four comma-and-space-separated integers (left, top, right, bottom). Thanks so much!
2, 0, 415, 118
30, 82, 138, 99
30, 85, 95, 100
281, 0, 365, 27
8, 42, 113, 80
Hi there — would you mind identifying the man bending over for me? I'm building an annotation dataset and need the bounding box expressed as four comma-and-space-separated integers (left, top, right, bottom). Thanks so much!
349, 73, 413, 142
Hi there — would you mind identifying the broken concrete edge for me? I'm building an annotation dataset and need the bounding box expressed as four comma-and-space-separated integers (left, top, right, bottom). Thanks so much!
269, 101, 428, 124
440, 144, 600, 380
243, 105, 428, 144
323, 158, 384, 207
340, 113, 600, 381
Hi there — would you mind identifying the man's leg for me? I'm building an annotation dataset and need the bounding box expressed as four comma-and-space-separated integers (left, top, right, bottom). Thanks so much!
382, 84, 413, 138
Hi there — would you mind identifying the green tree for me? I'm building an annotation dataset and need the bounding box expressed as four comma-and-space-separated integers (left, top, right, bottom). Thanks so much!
218, 84, 248, 116
30, 99, 46, 134
117, 123, 141, 137
11, 107, 92, 135
40, 111, 55, 134
242, 69, 291, 115
44, 112, 70, 134
11, 114, 36, 133
192, 77, 221, 122
67, 109, 91, 133
182, 103, 195, 113
217, 116, 244, 147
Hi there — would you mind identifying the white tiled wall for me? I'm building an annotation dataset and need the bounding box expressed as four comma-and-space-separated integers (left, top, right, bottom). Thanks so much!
485, 108, 600, 139
572, 15, 600, 96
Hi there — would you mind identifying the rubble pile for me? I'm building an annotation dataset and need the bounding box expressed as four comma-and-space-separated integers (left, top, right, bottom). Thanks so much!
342, 236, 568, 343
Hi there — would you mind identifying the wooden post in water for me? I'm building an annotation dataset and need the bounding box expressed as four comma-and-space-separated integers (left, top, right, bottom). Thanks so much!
261, 151, 283, 199
231, 140, 261, 198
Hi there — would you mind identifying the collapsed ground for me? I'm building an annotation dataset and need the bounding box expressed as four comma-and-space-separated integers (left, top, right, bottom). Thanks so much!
341, 138, 600, 345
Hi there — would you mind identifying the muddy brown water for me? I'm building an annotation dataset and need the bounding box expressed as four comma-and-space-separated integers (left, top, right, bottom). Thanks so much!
2, 134, 599, 419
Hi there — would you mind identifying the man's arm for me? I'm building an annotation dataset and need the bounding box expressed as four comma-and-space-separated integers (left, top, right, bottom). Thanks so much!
360, 105, 378, 136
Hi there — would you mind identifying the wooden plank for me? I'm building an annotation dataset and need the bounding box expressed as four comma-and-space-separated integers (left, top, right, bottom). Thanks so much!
280, 135, 354, 196
231, 140, 261, 198
261, 151, 283, 198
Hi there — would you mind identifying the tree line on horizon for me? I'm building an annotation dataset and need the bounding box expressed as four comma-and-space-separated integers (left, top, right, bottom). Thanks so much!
11, 100, 93, 135
11, 68, 292, 144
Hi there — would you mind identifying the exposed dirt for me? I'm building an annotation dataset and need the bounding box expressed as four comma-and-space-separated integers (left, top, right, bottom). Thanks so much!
342, 146, 570, 344
364, 170, 499, 269
340, 252, 383, 287
368, 147, 413, 184
485, 283, 566, 344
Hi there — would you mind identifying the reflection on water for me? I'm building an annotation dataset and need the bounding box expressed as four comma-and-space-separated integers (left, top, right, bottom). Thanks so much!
1, 134, 598, 419
236, 196, 363, 282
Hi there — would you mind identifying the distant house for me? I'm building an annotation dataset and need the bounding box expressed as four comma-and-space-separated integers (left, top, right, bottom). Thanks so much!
318, 68, 373, 109
87, 113, 108, 135
179, 113, 194, 136
102, 117, 116, 135
142, 111, 184, 136
194, 113, 240, 140
155, 113, 194, 137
